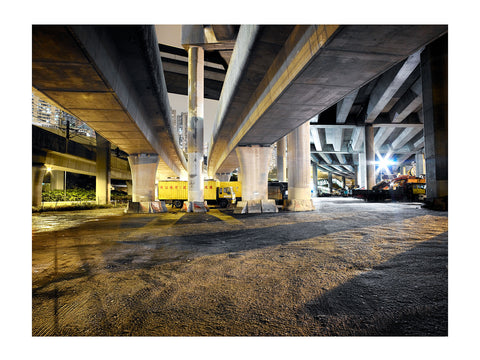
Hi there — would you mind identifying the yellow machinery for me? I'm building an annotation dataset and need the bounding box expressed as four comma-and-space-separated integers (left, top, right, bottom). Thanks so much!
158, 180, 236, 208
221, 181, 242, 199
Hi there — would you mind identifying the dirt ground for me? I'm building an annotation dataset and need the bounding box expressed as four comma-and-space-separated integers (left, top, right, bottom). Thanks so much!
32, 198, 448, 336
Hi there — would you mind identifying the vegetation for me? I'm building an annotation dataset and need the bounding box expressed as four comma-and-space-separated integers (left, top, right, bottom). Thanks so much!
42, 188, 130, 202
42, 188, 96, 202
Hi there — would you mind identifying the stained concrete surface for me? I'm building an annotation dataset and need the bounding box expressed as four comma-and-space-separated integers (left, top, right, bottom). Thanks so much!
32, 198, 447, 336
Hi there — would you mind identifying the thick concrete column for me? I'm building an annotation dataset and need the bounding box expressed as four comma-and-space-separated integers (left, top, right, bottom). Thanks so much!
286, 122, 314, 211
96, 134, 111, 205
312, 163, 318, 197
187, 45, 206, 212
235, 145, 276, 213
365, 124, 376, 189
416, 152, 425, 176
32, 163, 46, 207
50, 170, 65, 191
276, 136, 287, 182
328, 172, 333, 194
126, 180, 133, 199
357, 152, 367, 188
421, 35, 448, 209
128, 154, 159, 202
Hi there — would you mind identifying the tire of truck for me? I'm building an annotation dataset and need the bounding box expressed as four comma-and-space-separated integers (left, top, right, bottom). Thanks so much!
219, 199, 228, 208
173, 200, 184, 209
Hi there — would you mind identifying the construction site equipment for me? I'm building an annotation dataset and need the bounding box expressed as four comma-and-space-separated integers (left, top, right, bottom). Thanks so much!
352, 175, 426, 202
158, 180, 236, 208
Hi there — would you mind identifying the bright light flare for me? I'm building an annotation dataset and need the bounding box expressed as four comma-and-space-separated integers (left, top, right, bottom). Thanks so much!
375, 152, 396, 175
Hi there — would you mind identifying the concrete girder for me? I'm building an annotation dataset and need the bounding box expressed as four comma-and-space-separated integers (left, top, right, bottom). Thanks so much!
351, 127, 364, 152
391, 127, 423, 150
336, 89, 359, 124
336, 153, 346, 164
366, 49, 422, 123
319, 153, 333, 164
414, 136, 425, 149
33, 150, 130, 180
389, 77, 423, 123
325, 128, 343, 151
374, 127, 395, 149
310, 127, 322, 151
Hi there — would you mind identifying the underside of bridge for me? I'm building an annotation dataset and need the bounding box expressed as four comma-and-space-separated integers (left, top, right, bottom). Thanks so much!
203, 25, 447, 184
32, 25, 187, 180
32, 24, 448, 209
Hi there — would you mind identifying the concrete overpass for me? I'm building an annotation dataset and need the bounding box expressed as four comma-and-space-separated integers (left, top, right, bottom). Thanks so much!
32, 124, 132, 206
32, 24, 448, 210
207, 25, 446, 173
32, 125, 131, 180
32, 25, 187, 204
203, 25, 447, 210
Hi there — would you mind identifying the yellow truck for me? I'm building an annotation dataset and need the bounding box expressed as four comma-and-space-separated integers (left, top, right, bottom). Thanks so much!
158, 180, 236, 208
221, 181, 242, 200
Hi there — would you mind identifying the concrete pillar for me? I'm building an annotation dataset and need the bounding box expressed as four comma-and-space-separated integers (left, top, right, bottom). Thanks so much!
128, 154, 159, 202
50, 170, 65, 191
96, 134, 111, 205
126, 180, 132, 198
328, 172, 333, 194
312, 163, 318, 197
276, 136, 287, 182
342, 176, 346, 189
32, 163, 46, 207
365, 124, 375, 189
286, 122, 314, 211
235, 145, 276, 213
187, 45, 206, 212
416, 152, 425, 176
357, 152, 367, 188
421, 35, 448, 208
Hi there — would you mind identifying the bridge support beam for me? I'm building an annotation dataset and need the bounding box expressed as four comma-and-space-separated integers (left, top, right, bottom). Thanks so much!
312, 163, 318, 197
235, 145, 276, 213
276, 136, 287, 182
128, 154, 159, 202
187, 45, 207, 213
421, 34, 448, 210
365, 124, 376, 190
286, 122, 314, 211
96, 134, 111, 205
32, 163, 46, 207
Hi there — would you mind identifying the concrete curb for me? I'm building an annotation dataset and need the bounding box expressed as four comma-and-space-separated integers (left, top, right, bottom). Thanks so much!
126, 201, 168, 214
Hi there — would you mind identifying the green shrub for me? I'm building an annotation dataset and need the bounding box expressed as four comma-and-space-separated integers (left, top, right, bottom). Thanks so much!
42, 188, 96, 202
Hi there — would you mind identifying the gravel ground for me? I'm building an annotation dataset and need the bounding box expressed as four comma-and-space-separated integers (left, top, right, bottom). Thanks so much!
32, 198, 448, 336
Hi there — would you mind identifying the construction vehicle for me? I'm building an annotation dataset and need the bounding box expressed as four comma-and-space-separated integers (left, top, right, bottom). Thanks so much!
221, 181, 242, 201
217, 181, 287, 205
352, 175, 426, 202
158, 180, 236, 208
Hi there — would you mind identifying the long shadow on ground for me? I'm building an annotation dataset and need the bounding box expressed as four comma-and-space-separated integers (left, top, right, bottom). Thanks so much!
300, 232, 448, 336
